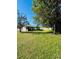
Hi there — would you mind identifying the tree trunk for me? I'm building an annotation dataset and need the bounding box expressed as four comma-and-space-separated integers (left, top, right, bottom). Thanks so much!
19, 28, 22, 32
55, 21, 61, 34
53, 24, 56, 34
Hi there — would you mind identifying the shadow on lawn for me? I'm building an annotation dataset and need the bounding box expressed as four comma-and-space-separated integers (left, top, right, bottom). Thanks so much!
20, 31, 53, 34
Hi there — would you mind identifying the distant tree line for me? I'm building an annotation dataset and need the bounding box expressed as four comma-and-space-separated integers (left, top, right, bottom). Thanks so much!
17, 10, 41, 32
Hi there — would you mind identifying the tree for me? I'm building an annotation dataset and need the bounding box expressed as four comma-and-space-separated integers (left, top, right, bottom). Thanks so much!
32, 0, 61, 33
17, 10, 29, 32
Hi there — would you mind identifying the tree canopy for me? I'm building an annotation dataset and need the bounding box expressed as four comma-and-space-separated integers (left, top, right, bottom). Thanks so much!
32, 0, 61, 33
17, 10, 29, 32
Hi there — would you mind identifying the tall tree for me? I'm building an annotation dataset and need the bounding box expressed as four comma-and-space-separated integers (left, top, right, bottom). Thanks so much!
32, 0, 61, 33
17, 10, 29, 32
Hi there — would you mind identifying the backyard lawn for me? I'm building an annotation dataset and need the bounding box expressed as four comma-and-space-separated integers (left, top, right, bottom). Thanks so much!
17, 31, 61, 59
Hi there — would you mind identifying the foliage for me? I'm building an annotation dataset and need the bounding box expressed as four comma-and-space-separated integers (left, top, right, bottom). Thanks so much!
32, 0, 61, 33
17, 10, 29, 32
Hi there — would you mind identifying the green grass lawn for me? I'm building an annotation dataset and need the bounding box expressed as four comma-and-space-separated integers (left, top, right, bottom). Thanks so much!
17, 31, 61, 59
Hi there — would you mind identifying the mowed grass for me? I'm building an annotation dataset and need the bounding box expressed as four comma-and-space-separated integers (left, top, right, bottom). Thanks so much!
17, 31, 61, 59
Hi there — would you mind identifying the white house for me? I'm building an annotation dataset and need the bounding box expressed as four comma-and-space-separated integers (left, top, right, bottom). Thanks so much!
21, 26, 28, 32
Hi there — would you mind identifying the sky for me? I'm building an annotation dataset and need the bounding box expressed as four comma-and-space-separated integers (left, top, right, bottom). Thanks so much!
17, 0, 36, 26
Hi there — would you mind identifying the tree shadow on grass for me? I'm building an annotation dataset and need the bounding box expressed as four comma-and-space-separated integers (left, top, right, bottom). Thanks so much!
20, 31, 53, 34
